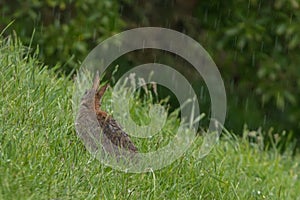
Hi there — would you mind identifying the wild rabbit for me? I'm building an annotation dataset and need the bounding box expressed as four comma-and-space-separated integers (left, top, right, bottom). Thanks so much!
75, 71, 138, 158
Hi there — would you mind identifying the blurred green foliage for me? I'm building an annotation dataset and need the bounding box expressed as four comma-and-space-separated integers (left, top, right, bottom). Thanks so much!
118, 0, 300, 144
196, 0, 300, 137
1, 0, 299, 144
0, 0, 124, 73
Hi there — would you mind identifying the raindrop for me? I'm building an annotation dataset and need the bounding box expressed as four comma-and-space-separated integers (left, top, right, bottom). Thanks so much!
258, 0, 262, 10
204, 10, 208, 23
260, 41, 264, 52
248, 0, 251, 11
252, 52, 256, 67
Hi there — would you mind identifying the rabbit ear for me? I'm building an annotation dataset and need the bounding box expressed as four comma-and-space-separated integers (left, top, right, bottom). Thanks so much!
97, 83, 109, 99
95, 83, 109, 111
92, 71, 100, 90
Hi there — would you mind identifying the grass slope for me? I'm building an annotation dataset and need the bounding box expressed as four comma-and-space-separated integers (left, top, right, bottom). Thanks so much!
0, 35, 299, 200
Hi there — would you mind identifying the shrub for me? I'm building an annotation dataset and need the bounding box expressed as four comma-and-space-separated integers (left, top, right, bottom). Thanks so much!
196, 0, 300, 138
0, 0, 124, 73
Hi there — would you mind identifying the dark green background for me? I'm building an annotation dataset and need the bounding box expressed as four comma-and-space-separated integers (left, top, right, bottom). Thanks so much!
1, 0, 299, 149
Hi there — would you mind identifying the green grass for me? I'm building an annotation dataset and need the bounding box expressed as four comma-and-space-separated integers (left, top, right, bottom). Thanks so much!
0, 35, 300, 200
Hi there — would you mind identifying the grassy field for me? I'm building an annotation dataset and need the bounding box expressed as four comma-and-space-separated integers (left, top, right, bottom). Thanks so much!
0, 35, 299, 200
